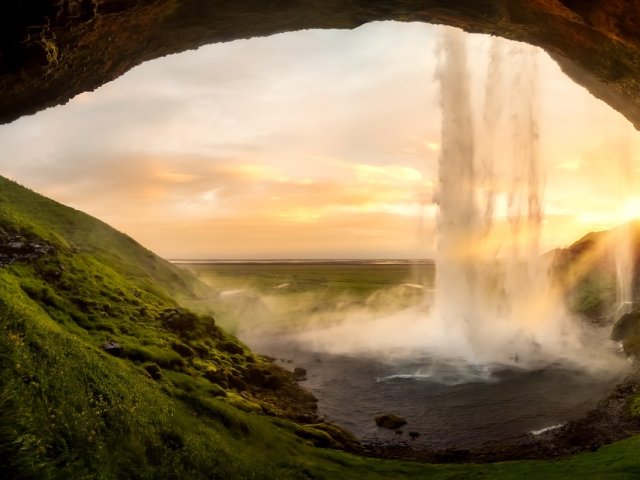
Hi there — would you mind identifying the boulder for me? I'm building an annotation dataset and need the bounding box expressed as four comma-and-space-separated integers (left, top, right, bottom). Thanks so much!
293, 367, 307, 379
611, 312, 640, 342
375, 414, 407, 430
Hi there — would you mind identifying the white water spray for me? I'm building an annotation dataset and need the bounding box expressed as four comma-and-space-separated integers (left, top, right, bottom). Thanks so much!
431, 28, 585, 366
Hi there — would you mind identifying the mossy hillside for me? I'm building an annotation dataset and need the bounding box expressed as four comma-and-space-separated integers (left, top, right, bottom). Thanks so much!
3, 175, 640, 478
0, 232, 317, 420
0, 270, 356, 479
0, 176, 203, 303
550, 226, 640, 322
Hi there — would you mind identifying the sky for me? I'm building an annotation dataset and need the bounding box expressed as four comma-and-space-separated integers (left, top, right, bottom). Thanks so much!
1, 21, 640, 259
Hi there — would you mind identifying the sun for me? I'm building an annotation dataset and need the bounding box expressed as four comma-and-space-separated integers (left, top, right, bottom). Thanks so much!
619, 197, 640, 222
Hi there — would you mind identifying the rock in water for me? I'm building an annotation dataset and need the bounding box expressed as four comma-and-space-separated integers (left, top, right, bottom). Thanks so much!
375, 414, 407, 430
611, 312, 640, 342
293, 367, 307, 380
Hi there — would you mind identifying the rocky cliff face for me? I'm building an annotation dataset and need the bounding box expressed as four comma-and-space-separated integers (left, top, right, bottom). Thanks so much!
2, 1, 640, 127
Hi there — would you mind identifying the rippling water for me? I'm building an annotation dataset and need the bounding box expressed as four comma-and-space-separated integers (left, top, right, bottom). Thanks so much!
246, 335, 628, 449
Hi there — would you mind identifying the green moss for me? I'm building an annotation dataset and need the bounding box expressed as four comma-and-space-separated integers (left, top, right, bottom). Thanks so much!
225, 392, 264, 414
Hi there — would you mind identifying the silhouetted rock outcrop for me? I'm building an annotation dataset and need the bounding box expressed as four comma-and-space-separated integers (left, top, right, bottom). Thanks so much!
2, 1, 640, 131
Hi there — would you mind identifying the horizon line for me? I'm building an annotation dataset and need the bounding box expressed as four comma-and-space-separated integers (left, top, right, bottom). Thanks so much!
168, 258, 436, 264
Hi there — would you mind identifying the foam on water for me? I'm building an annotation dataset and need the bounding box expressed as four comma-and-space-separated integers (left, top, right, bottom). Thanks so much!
530, 424, 564, 436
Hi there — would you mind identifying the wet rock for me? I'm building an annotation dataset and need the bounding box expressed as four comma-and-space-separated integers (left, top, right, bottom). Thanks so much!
611, 312, 640, 341
293, 367, 307, 380
375, 414, 407, 430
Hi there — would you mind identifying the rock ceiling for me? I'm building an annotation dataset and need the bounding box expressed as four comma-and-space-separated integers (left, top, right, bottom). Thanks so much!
2, 1, 640, 128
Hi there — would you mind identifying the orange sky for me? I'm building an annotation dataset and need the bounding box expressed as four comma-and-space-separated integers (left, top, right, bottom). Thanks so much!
1, 22, 639, 259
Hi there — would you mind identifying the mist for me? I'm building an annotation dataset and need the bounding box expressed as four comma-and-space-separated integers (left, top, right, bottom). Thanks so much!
197, 258, 627, 385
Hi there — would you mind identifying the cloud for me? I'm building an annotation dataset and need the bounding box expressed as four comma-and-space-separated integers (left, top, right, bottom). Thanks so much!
33, 151, 425, 215
1, 22, 640, 258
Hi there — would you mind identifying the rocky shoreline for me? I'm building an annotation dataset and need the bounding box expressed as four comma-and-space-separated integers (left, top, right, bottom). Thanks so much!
358, 374, 640, 463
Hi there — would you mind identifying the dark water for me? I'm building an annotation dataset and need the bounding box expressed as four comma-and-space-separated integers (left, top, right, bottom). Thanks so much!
245, 335, 627, 449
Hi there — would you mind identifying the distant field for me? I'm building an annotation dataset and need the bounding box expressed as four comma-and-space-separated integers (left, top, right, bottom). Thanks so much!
177, 261, 435, 298
176, 261, 435, 332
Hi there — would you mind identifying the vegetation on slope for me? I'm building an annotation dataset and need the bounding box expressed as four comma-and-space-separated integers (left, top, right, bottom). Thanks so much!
2, 175, 640, 479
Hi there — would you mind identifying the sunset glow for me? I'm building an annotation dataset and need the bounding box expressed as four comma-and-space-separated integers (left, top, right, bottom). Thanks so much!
1, 22, 639, 259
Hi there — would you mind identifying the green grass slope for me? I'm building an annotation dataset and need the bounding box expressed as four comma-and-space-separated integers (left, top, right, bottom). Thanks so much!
0, 176, 203, 302
2, 176, 640, 479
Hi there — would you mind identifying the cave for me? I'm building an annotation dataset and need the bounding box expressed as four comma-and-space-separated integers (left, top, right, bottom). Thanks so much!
3, 3, 640, 478
2, 1, 640, 129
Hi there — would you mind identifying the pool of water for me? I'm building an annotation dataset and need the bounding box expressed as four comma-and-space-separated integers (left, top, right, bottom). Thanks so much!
245, 334, 628, 449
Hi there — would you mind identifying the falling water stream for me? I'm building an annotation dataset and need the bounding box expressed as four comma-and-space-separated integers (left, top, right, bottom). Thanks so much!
431, 29, 586, 367
613, 145, 635, 317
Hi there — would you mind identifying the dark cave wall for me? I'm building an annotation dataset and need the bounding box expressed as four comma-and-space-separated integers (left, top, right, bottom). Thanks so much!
2, 1, 640, 127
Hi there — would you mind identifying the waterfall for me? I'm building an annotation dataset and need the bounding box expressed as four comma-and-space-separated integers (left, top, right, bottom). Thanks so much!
433, 27, 480, 344
432, 28, 579, 365
614, 222, 634, 316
